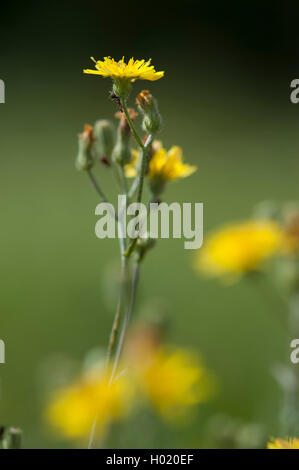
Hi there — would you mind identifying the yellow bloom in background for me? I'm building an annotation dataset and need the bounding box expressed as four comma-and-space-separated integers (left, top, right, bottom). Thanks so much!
148, 144, 196, 181
133, 347, 213, 420
83, 57, 164, 82
45, 366, 132, 441
124, 149, 139, 178
267, 437, 299, 449
196, 220, 282, 280
125, 141, 197, 196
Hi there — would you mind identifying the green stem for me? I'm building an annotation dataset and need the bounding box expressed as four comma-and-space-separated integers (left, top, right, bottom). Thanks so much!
109, 262, 140, 385
121, 98, 144, 150
121, 99, 153, 205
87, 169, 109, 202
136, 135, 152, 204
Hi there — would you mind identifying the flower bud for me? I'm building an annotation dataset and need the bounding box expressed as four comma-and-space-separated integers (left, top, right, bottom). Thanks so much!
112, 109, 138, 166
136, 90, 162, 135
135, 233, 156, 262
93, 119, 115, 162
3, 427, 22, 449
76, 124, 95, 171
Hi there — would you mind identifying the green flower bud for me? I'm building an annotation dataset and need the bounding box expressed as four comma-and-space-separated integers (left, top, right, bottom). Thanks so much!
3, 428, 22, 449
112, 109, 138, 166
93, 119, 115, 162
76, 124, 95, 171
136, 233, 156, 262
136, 90, 162, 135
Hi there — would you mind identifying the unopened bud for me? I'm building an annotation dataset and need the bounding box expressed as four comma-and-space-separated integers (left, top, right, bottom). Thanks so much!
136, 233, 156, 262
3, 427, 22, 449
136, 90, 162, 135
76, 124, 95, 171
112, 109, 138, 166
93, 119, 115, 162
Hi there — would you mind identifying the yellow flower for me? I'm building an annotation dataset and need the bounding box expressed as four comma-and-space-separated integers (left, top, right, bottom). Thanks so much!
267, 437, 299, 449
83, 57, 164, 82
196, 220, 282, 280
124, 141, 197, 188
148, 145, 196, 181
45, 366, 132, 440
133, 347, 213, 420
124, 149, 139, 178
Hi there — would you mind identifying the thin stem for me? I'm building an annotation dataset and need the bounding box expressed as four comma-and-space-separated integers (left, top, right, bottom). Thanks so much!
109, 262, 140, 385
87, 169, 117, 222
87, 169, 109, 202
136, 135, 152, 204
121, 98, 144, 150
121, 99, 153, 205
105, 261, 127, 367
88, 256, 130, 449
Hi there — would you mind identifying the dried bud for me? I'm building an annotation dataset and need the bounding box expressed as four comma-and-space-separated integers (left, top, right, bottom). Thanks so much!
93, 119, 116, 162
136, 90, 162, 135
115, 108, 138, 135
112, 108, 138, 166
76, 124, 95, 171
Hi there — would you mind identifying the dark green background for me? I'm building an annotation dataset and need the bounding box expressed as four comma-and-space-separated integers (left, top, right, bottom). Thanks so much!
1, 1, 299, 447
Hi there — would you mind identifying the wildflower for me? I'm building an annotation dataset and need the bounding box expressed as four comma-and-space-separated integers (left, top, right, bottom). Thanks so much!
45, 366, 132, 440
84, 57, 164, 99
124, 141, 197, 196
196, 220, 282, 280
267, 437, 299, 449
131, 346, 213, 420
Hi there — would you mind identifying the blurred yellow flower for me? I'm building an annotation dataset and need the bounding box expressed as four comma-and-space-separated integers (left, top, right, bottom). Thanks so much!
125, 141, 197, 185
124, 149, 139, 178
196, 220, 282, 279
267, 437, 299, 449
133, 347, 213, 420
45, 366, 132, 440
83, 57, 164, 82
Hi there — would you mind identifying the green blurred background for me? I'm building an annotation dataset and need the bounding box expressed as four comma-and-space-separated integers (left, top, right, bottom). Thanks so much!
1, 0, 299, 448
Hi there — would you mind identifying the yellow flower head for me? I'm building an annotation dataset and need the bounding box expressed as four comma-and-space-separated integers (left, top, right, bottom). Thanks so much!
133, 347, 213, 420
125, 141, 197, 195
83, 57, 164, 82
45, 366, 132, 440
149, 144, 197, 181
196, 220, 282, 280
267, 437, 299, 449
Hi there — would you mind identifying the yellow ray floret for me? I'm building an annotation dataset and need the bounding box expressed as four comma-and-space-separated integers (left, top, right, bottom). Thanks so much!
83, 56, 164, 82
132, 347, 214, 420
45, 366, 133, 440
125, 141, 197, 181
267, 437, 299, 449
196, 220, 282, 279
